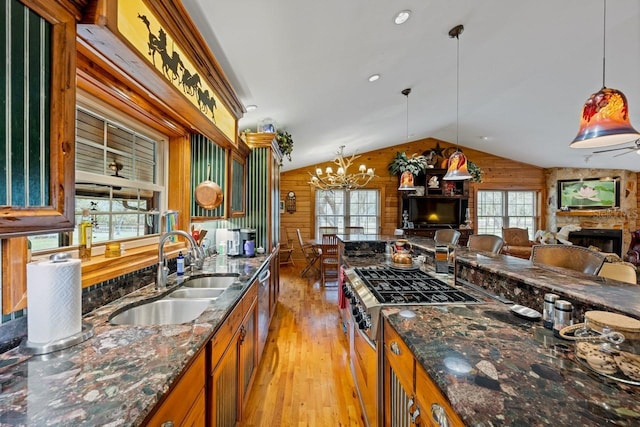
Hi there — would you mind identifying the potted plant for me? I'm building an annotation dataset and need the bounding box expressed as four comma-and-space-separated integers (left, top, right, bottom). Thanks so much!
387, 152, 427, 176
468, 161, 483, 183
276, 130, 294, 165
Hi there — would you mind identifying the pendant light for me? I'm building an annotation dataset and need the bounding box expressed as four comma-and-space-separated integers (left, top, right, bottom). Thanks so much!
570, 0, 640, 148
398, 88, 417, 190
443, 24, 472, 181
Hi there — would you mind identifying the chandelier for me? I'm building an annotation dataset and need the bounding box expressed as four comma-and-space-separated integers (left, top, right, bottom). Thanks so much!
309, 146, 376, 191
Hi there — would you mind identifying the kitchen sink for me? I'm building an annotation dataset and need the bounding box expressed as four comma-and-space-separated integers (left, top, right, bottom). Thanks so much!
182, 273, 240, 289
109, 299, 210, 326
168, 288, 226, 300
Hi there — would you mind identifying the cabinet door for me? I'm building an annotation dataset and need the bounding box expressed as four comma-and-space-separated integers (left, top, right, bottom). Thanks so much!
383, 322, 417, 427
0, 0, 75, 237
210, 333, 239, 427
229, 151, 246, 217
146, 351, 205, 427
239, 299, 257, 415
415, 364, 464, 427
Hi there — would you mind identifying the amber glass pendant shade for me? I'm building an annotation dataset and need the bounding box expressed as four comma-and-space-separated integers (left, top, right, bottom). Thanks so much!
443, 151, 472, 180
398, 170, 415, 190
570, 87, 640, 148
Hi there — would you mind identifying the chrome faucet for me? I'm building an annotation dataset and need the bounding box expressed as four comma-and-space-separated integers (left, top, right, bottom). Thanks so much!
156, 230, 205, 289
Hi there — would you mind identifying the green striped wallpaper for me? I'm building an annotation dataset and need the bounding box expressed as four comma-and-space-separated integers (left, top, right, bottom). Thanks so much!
0, 0, 51, 207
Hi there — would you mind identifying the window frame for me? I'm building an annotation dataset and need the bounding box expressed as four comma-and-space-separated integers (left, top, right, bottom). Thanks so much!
29, 92, 168, 255
476, 189, 540, 239
314, 189, 380, 239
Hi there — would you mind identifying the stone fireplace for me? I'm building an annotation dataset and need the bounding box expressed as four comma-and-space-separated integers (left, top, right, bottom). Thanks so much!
545, 168, 638, 257
563, 228, 623, 256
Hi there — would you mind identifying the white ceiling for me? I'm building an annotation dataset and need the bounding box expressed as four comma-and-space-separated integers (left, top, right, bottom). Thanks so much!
182, 0, 640, 173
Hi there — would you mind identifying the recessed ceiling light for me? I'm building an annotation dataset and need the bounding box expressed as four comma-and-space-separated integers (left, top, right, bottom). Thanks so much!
368, 74, 380, 82
394, 10, 411, 25
245, 104, 258, 112
480, 136, 490, 141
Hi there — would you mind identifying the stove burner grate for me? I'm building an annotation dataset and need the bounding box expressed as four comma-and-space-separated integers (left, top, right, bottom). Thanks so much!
354, 266, 480, 305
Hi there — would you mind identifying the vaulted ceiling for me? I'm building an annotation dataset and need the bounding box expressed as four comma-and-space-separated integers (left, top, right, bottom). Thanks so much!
182, 0, 640, 172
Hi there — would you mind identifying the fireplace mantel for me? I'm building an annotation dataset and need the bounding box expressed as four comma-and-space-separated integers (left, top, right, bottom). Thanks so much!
556, 210, 625, 218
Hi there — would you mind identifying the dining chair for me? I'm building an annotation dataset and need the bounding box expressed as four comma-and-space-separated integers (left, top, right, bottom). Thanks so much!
279, 234, 295, 267
531, 244, 606, 275
344, 226, 364, 235
320, 233, 340, 286
434, 229, 461, 245
598, 262, 637, 284
467, 234, 504, 255
296, 229, 319, 277
319, 226, 338, 238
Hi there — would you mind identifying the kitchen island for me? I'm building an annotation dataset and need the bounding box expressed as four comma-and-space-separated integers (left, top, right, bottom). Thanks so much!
341, 235, 640, 426
0, 252, 275, 426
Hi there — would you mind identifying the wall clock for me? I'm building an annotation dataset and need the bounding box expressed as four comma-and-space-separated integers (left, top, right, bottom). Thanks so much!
285, 191, 296, 213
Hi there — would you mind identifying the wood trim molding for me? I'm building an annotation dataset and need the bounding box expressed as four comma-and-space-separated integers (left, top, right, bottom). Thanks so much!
1, 0, 76, 237
2, 238, 28, 314
77, 0, 240, 150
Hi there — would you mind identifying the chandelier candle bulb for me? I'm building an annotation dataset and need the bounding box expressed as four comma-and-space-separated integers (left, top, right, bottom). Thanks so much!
308, 145, 377, 191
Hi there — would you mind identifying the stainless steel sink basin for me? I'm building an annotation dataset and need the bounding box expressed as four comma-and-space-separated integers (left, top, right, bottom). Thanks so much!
109, 299, 209, 326
168, 288, 226, 300
183, 274, 240, 289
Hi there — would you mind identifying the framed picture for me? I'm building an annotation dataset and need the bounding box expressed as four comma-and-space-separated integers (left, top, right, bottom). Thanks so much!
279, 200, 285, 213
557, 177, 620, 209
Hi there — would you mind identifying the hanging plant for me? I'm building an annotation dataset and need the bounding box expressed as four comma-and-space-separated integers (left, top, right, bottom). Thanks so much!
387, 152, 427, 176
276, 130, 294, 164
468, 161, 483, 183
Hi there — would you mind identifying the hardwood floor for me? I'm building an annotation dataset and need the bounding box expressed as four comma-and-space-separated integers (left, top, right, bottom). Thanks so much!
239, 264, 365, 426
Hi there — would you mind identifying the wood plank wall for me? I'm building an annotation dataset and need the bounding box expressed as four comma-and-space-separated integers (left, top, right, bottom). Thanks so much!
280, 137, 546, 259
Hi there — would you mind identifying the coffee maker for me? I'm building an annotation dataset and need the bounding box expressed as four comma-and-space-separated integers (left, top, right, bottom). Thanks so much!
241, 228, 256, 257
227, 228, 241, 256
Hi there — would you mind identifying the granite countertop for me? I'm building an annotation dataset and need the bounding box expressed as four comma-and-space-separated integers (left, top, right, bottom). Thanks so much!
342, 236, 640, 425
0, 252, 273, 426
384, 304, 640, 426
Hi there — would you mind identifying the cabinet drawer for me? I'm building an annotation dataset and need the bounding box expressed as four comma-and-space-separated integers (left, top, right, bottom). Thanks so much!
415, 363, 464, 427
146, 350, 205, 426
210, 302, 244, 372
243, 280, 257, 312
384, 321, 414, 392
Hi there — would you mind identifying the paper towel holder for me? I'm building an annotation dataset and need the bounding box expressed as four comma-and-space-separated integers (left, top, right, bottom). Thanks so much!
21, 252, 94, 355
21, 322, 94, 355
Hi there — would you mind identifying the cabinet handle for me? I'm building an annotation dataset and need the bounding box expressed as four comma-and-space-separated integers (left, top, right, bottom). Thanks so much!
239, 325, 246, 343
161, 422, 174, 427
390, 341, 401, 355
259, 269, 271, 285
410, 406, 421, 424
431, 403, 450, 427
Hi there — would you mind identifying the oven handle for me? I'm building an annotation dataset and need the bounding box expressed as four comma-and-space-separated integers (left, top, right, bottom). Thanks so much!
353, 317, 376, 350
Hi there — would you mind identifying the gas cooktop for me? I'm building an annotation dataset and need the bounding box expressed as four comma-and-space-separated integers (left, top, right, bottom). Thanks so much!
353, 266, 481, 305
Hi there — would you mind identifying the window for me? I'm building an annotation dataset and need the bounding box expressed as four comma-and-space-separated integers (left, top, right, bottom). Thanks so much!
29, 102, 166, 252
315, 189, 379, 238
477, 190, 538, 239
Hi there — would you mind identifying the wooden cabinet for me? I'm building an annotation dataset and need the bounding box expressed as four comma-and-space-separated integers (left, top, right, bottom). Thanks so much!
0, 0, 76, 237
145, 351, 206, 426
229, 151, 247, 217
400, 169, 469, 232
383, 321, 464, 427
209, 281, 258, 426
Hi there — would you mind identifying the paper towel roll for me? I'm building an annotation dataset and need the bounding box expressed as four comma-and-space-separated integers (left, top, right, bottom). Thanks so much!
27, 257, 82, 344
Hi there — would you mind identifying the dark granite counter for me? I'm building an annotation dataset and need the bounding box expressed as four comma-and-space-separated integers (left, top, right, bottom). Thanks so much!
0, 252, 274, 426
384, 304, 640, 426
342, 236, 640, 425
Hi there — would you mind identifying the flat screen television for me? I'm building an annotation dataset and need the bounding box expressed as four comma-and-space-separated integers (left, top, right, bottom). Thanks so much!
408, 198, 461, 227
